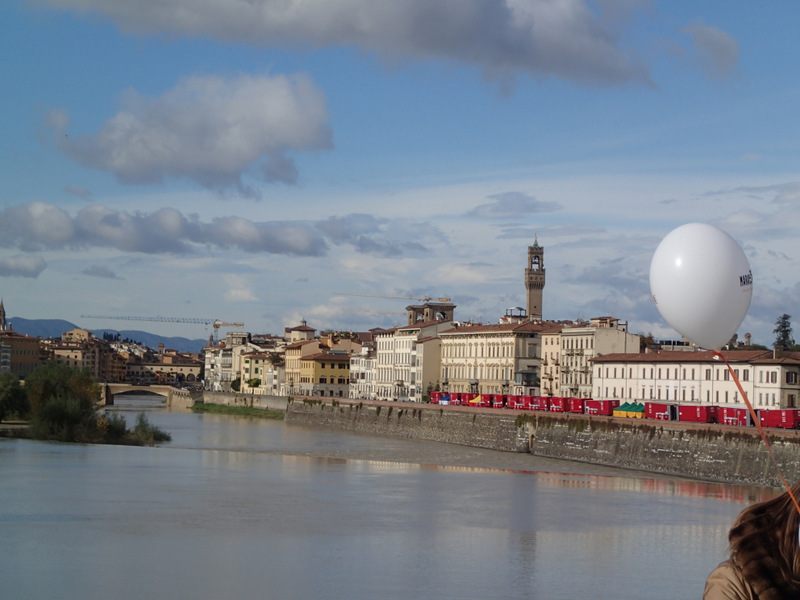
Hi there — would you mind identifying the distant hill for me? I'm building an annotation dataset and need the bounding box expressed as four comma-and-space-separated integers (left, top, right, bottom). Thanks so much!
8, 317, 208, 354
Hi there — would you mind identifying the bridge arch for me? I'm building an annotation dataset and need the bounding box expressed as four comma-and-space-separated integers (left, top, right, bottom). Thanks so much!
101, 384, 173, 407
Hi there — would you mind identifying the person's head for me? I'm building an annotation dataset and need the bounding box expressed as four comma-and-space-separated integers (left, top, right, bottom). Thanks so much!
730, 482, 800, 583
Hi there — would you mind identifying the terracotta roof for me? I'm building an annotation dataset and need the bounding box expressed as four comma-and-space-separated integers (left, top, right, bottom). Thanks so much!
440, 320, 563, 336
592, 350, 772, 364
305, 351, 351, 361
0, 330, 39, 340
241, 351, 271, 359
285, 340, 320, 349
400, 319, 453, 330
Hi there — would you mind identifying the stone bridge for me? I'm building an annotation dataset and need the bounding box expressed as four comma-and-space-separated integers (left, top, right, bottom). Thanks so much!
99, 383, 202, 409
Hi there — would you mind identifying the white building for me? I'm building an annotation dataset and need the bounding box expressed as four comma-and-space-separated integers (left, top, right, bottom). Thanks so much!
592, 349, 800, 409
349, 347, 375, 399
203, 331, 263, 392
374, 320, 451, 402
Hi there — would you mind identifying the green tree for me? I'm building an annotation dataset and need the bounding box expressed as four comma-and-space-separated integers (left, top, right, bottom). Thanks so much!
774, 314, 793, 350
25, 361, 99, 419
24, 362, 100, 441
0, 372, 28, 422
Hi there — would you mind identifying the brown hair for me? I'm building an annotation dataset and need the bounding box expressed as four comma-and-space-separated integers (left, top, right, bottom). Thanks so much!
728, 482, 800, 599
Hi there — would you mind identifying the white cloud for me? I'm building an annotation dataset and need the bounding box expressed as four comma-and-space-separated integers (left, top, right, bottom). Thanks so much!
467, 191, 562, 218
223, 276, 259, 302
0, 203, 329, 257
0, 255, 47, 278
38, 0, 651, 86
49, 73, 332, 189
682, 20, 739, 80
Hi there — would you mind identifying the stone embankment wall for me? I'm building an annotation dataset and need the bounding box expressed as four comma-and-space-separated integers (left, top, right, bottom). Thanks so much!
284, 398, 528, 452
197, 394, 800, 487
521, 413, 800, 488
201, 391, 291, 413
168, 388, 204, 410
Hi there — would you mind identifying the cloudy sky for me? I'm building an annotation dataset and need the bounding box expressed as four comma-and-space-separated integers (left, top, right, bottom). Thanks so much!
2, 0, 799, 345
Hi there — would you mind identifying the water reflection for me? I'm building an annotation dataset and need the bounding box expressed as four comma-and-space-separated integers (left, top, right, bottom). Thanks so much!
0, 399, 766, 599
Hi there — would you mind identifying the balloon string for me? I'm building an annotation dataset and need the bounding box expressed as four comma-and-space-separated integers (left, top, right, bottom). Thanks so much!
713, 351, 800, 518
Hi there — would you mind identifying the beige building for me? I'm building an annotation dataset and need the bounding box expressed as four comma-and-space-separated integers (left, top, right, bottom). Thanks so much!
540, 329, 563, 396
439, 320, 561, 396
283, 339, 323, 395
239, 351, 283, 395
299, 351, 351, 397
127, 359, 202, 385
560, 317, 640, 398
0, 330, 40, 378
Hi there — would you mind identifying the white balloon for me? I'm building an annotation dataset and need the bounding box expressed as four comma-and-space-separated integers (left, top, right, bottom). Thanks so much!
650, 223, 752, 350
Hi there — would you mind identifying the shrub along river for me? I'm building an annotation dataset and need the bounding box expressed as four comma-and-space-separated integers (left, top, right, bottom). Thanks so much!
0, 394, 776, 600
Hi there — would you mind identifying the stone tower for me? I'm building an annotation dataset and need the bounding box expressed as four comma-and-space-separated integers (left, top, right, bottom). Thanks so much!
0, 298, 6, 331
524, 237, 545, 320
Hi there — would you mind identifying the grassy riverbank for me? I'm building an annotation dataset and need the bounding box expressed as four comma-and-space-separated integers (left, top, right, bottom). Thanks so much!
192, 403, 284, 419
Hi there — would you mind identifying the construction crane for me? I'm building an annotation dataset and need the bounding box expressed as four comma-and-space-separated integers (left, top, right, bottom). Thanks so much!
339, 308, 406, 316
334, 292, 451, 303
81, 315, 244, 342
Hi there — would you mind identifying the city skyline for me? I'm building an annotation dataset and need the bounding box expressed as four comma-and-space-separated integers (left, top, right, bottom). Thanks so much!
2, 1, 800, 346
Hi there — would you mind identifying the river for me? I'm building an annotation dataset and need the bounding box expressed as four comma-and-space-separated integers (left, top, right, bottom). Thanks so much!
0, 395, 776, 599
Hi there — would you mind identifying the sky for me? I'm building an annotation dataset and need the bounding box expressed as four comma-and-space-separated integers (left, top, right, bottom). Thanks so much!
2, 0, 800, 346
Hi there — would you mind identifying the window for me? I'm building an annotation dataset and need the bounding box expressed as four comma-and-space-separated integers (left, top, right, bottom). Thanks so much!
787, 372, 798, 385
742, 370, 749, 382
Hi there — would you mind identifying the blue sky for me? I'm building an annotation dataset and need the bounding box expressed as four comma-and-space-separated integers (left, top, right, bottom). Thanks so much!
2, 0, 800, 346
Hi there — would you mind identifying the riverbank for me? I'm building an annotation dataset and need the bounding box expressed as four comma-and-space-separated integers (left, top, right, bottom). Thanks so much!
0, 421, 29, 439
275, 395, 800, 488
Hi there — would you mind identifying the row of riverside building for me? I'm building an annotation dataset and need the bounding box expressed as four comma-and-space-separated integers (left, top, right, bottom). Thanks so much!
4, 236, 800, 411
0, 299, 204, 385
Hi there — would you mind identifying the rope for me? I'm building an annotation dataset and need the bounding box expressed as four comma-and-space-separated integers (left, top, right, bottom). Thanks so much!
713, 351, 800, 517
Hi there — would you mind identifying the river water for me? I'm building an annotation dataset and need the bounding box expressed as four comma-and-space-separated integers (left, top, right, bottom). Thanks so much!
0, 395, 777, 600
